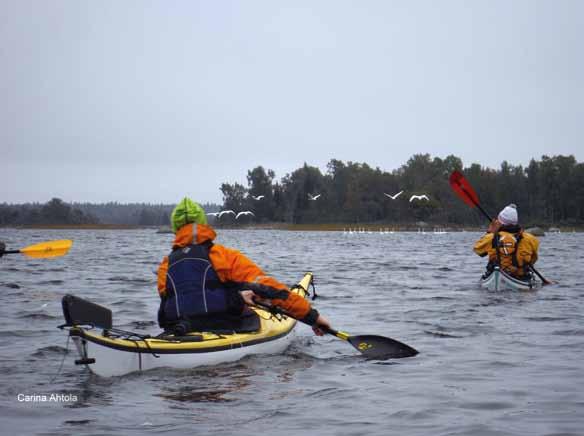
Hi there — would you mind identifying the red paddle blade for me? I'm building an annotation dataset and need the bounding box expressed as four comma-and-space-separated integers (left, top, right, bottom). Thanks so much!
449, 171, 479, 208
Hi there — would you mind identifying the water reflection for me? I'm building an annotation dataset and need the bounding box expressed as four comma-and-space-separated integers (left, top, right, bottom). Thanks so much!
156, 365, 254, 403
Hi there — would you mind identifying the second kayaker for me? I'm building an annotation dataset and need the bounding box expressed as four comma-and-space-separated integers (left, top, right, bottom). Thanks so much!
473, 203, 540, 279
156, 197, 330, 336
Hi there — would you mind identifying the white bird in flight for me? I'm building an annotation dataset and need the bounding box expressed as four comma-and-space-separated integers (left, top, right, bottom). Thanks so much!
308, 193, 321, 201
250, 195, 265, 200
236, 211, 255, 219
409, 194, 429, 202
384, 190, 403, 200
206, 212, 219, 217
218, 210, 236, 218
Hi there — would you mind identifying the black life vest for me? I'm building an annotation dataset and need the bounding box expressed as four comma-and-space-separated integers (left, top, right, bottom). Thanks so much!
158, 243, 243, 326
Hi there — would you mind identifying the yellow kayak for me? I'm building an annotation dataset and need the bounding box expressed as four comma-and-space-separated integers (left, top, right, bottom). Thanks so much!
62, 273, 313, 377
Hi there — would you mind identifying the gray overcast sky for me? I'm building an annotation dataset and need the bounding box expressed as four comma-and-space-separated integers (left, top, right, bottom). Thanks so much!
1, 1, 582, 204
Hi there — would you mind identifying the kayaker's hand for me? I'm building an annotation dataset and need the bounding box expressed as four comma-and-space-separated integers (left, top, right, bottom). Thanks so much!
487, 219, 501, 233
239, 290, 257, 306
312, 314, 331, 336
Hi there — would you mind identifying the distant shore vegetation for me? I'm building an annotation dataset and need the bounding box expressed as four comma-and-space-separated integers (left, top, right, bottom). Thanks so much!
2, 154, 583, 228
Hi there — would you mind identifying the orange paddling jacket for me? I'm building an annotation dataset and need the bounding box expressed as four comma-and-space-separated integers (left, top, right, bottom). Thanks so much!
157, 223, 318, 325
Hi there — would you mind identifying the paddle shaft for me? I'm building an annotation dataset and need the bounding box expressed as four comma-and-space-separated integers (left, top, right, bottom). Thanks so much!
252, 300, 418, 358
453, 174, 551, 285
2, 250, 21, 255
321, 326, 350, 341
253, 301, 352, 341
253, 300, 334, 333
458, 184, 494, 221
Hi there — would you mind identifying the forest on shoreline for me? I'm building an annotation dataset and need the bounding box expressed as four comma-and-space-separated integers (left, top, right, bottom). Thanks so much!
1, 154, 582, 228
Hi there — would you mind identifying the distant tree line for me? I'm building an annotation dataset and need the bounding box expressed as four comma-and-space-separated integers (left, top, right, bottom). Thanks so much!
0, 198, 98, 226
0, 199, 220, 226
2, 154, 581, 227
218, 154, 584, 227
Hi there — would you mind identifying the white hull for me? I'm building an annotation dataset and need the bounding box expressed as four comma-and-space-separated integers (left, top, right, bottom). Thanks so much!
479, 267, 538, 291
71, 330, 295, 377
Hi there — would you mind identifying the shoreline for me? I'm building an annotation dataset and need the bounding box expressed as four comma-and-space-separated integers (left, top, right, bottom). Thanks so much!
1, 224, 582, 232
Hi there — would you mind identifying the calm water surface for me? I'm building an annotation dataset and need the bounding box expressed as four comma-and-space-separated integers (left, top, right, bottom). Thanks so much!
0, 229, 583, 436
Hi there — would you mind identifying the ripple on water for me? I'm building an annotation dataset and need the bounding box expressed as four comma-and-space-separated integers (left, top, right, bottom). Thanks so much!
38, 280, 64, 285
32, 345, 69, 357
458, 401, 515, 411
156, 387, 235, 403
63, 419, 95, 426
0, 329, 51, 338
525, 316, 570, 322
423, 330, 464, 338
1, 283, 21, 289
551, 329, 584, 336
107, 276, 152, 284
18, 313, 59, 320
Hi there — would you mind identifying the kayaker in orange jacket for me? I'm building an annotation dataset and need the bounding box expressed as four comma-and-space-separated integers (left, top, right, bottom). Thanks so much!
157, 198, 330, 335
473, 204, 540, 278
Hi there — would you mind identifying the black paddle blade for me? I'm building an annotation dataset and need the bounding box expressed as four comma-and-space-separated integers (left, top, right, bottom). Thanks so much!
347, 334, 418, 359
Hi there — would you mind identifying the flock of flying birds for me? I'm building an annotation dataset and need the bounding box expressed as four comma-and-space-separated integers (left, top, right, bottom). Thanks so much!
206, 210, 255, 220
307, 191, 429, 202
382, 190, 429, 202
209, 190, 430, 220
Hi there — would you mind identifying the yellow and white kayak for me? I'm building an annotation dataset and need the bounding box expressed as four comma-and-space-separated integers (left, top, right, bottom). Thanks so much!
63, 273, 312, 377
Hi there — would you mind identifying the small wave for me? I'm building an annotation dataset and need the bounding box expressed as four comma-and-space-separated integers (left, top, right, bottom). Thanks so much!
108, 276, 152, 284
552, 329, 584, 336
459, 401, 514, 411
539, 296, 567, 301
306, 387, 356, 399
1, 283, 20, 289
64, 420, 94, 426
423, 330, 462, 338
372, 360, 399, 366
156, 388, 234, 403
486, 360, 519, 369
32, 345, 70, 357
39, 280, 64, 285
525, 316, 569, 322
0, 329, 50, 338
430, 295, 455, 301
19, 313, 59, 320
128, 320, 157, 329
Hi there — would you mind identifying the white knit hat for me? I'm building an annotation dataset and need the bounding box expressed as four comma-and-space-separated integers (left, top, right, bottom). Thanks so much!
498, 203, 518, 225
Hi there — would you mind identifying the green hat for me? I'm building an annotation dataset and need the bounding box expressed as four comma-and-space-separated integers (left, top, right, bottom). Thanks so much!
171, 197, 207, 233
